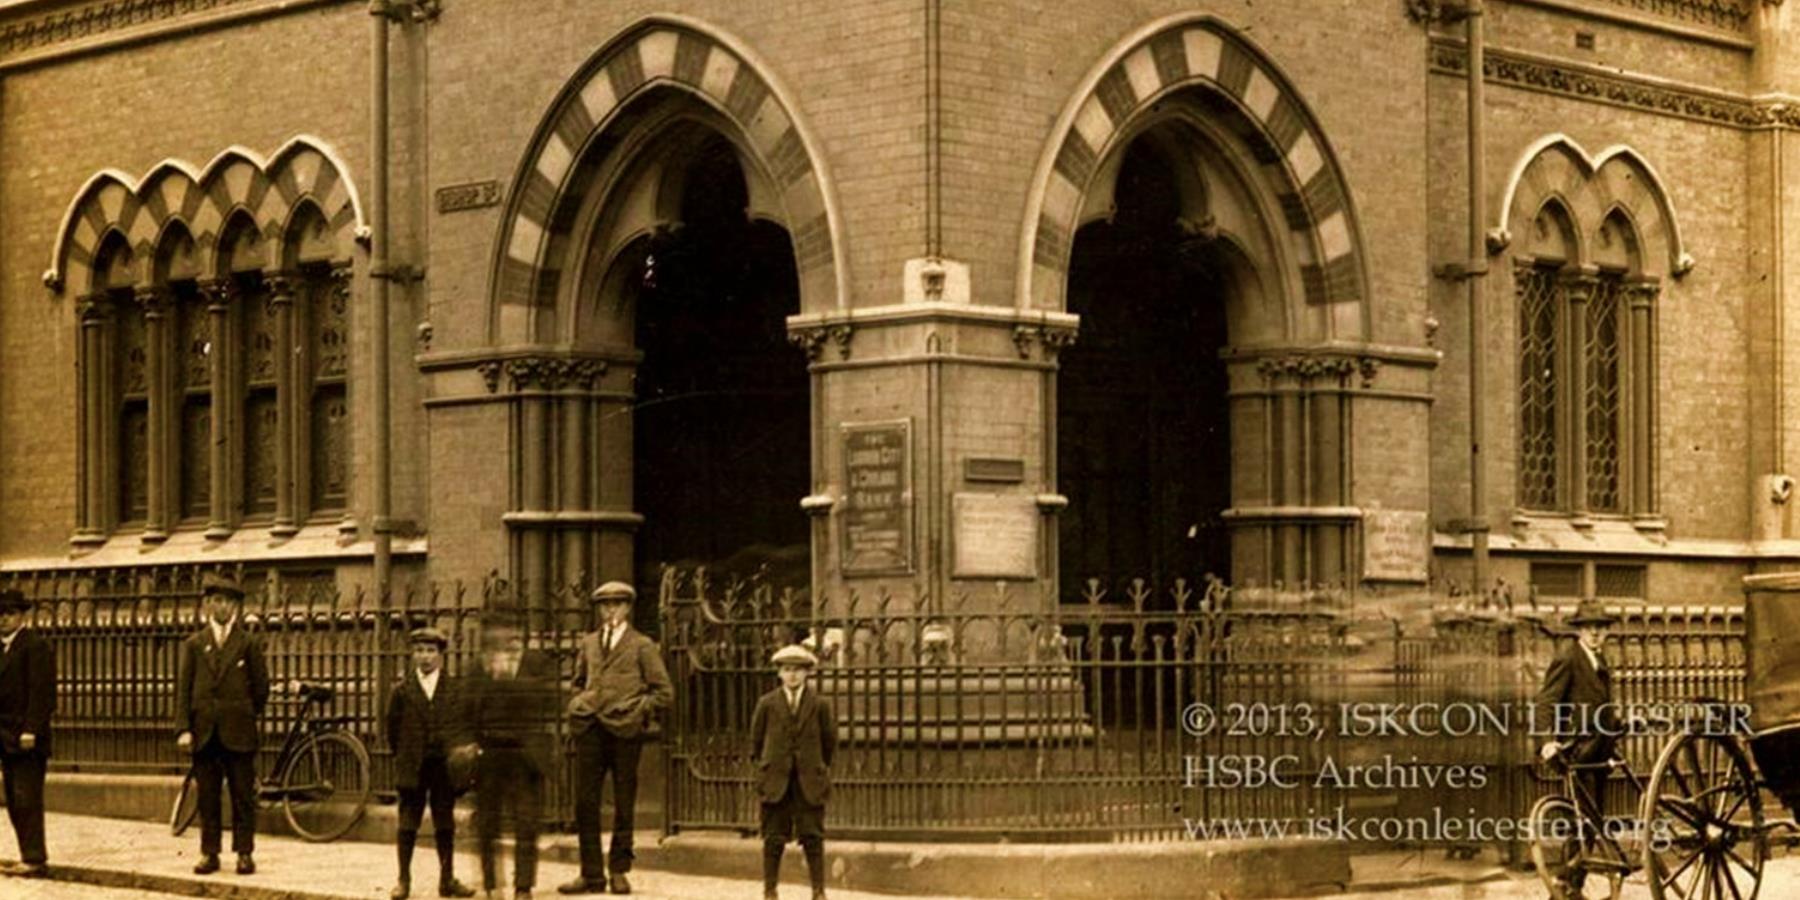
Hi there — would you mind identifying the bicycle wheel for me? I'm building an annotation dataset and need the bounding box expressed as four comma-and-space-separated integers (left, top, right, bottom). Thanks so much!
1529, 794, 1622, 900
280, 730, 372, 842
1641, 731, 1765, 900
169, 770, 200, 836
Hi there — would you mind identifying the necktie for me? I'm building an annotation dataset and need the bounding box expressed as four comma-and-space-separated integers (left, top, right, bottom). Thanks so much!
600, 626, 613, 661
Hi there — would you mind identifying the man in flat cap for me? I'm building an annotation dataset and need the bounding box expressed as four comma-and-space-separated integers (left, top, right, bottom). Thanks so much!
560, 581, 673, 896
175, 573, 269, 876
385, 626, 476, 899
0, 589, 54, 878
751, 644, 836, 900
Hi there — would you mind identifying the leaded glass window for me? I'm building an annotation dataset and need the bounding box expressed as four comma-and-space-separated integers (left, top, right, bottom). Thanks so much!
304, 265, 349, 513
1585, 275, 1624, 512
115, 292, 150, 524
1518, 265, 1559, 509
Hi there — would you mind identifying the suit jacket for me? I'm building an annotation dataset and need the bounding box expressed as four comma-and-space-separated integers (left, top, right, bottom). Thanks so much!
1536, 640, 1619, 746
567, 625, 674, 738
0, 629, 56, 757
385, 669, 469, 789
750, 685, 836, 806
464, 649, 558, 776
174, 622, 270, 753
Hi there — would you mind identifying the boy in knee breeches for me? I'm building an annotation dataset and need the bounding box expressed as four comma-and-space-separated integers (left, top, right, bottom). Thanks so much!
750, 644, 836, 900
385, 627, 475, 899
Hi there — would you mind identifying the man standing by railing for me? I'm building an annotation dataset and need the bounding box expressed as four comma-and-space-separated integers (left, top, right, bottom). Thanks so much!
175, 573, 270, 877
0, 588, 55, 878
559, 581, 674, 897
385, 626, 477, 899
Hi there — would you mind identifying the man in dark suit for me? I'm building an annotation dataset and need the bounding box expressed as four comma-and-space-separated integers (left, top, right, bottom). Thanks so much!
386, 627, 476, 899
559, 581, 673, 897
0, 589, 55, 878
750, 644, 836, 900
465, 610, 557, 900
1536, 599, 1621, 894
175, 573, 269, 876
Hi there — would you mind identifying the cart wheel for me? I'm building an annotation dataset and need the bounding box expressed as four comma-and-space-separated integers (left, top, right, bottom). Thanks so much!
1641, 731, 1766, 900
1529, 794, 1624, 900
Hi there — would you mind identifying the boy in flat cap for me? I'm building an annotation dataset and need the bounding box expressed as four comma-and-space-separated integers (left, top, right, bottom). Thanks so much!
560, 581, 673, 896
385, 627, 477, 899
751, 644, 836, 900
465, 610, 558, 900
0, 589, 55, 878
175, 573, 269, 876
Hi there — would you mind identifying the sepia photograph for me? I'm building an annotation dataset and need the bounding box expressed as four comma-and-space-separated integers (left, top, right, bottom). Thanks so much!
0, 1, 1796, 898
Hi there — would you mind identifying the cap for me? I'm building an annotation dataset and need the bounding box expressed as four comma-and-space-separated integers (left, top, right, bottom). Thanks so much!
590, 581, 636, 605
770, 644, 819, 668
409, 626, 449, 648
199, 572, 245, 601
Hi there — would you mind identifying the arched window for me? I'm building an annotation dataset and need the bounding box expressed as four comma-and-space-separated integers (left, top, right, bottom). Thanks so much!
58, 140, 364, 546
1512, 194, 1661, 522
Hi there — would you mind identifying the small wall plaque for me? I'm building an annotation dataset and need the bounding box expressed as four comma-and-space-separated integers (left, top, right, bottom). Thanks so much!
436, 180, 502, 214
964, 457, 1024, 484
1362, 509, 1430, 583
952, 493, 1038, 579
841, 420, 913, 574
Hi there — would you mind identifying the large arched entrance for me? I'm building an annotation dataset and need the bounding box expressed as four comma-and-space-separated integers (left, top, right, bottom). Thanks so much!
609, 135, 811, 597
1059, 136, 1233, 601
482, 21, 845, 604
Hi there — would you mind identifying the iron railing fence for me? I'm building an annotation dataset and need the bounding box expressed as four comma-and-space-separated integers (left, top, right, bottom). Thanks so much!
0, 565, 1748, 846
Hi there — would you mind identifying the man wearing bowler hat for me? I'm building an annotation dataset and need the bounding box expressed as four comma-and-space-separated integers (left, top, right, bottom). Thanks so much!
385, 626, 477, 899
559, 582, 673, 896
175, 572, 269, 876
0, 589, 55, 878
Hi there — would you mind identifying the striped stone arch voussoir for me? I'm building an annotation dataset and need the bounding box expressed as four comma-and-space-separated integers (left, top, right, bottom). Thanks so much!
492, 19, 841, 337
48, 136, 364, 295
1023, 18, 1367, 311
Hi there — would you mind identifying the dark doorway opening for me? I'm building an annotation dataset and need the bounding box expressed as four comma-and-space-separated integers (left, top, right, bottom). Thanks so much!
625, 136, 812, 606
1058, 137, 1233, 604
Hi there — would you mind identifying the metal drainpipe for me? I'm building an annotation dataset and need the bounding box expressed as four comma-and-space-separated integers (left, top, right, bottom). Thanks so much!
1466, 0, 1491, 595
370, 0, 394, 601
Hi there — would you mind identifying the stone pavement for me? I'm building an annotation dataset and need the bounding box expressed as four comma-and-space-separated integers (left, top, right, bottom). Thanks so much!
13, 812, 974, 900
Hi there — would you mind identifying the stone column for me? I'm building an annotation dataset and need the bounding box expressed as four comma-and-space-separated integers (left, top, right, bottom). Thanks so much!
137, 286, 171, 544
1562, 267, 1598, 525
73, 295, 110, 546
200, 278, 236, 539
1627, 279, 1660, 523
267, 273, 298, 536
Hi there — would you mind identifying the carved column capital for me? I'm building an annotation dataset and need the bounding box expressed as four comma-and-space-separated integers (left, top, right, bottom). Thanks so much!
1011, 325, 1040, 359
478, 361, 504, 394
1559, 267, 1600, 302
1041, 326, 1077, 360
265, 271, 298, 310
198, 277, 237, 311
788, 326, 829, 361
75, 293, 111, 325
133, 285, 171, 318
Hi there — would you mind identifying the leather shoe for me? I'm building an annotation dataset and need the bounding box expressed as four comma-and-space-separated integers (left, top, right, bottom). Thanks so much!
558, 877, 602, 894
439, 878, 477, 898
12, 863, 47, 878
392, 881, 411, 899
609, 873, 631, 895
236, 854, 256, 875
193, 854, 220, 875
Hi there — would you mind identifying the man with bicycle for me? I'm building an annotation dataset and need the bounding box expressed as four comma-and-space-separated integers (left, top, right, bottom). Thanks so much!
1536, 598, 1621, 893
175, 572, 270, 877
386, 626, 477, 899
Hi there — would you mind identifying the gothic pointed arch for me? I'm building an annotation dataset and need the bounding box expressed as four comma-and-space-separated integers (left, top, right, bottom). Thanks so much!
487, 15, 846, 345
1018, 14, 1371, 341
1498, 135, 1691, 279
47, 136, 364, 294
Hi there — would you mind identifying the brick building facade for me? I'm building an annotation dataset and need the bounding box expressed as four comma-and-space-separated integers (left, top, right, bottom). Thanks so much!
0, 0, 1793, 611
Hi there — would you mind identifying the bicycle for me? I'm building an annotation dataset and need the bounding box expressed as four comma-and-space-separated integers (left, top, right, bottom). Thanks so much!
1527, 746, 1648, 900
170, 680, 372, 843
